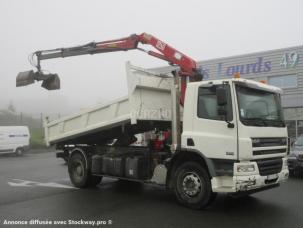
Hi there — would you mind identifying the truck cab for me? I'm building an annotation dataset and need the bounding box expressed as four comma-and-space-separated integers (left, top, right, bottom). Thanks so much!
178, 78, 288, 194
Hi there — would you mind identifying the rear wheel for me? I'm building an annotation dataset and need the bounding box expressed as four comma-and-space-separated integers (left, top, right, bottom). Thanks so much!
68, 152, 102, 188
174, 161, 215, 209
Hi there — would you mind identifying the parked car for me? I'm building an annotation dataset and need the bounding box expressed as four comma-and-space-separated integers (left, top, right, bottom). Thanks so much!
0, 126, 30, 156
288, 135, 303, 176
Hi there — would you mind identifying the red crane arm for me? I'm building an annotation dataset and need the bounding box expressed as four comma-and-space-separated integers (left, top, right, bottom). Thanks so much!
137, 33, 198, 76
93, 33, 199, 77
19, 33, 203, 103
93, 33, 203, 104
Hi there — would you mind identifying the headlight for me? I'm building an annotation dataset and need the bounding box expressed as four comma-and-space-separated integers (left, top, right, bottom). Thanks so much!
236, 164, 255, 173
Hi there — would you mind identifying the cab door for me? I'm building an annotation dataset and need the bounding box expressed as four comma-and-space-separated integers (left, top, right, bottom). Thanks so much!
190, 83, 238, 160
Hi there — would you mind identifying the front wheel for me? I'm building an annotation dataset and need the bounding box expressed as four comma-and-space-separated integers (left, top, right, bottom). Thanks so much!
173, 161, 215, 209
68, 152, 102, 188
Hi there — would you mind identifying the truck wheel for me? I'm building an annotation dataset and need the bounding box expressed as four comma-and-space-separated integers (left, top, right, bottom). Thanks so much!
173, 161, 214, 209
15, 148, 23, 156
68, 153, 102, 188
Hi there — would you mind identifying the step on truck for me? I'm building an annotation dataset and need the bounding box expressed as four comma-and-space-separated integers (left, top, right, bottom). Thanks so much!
16, 33, 289, 209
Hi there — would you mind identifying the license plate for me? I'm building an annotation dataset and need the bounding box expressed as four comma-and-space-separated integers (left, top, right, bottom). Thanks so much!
267, 174, 278, 180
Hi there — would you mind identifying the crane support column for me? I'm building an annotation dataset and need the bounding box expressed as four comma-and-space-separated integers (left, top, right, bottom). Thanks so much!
171, 71, 181, 153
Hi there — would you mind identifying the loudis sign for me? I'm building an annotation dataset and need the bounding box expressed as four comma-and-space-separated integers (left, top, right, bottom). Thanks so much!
200, 51, 300, 80
201, 57, 272, 80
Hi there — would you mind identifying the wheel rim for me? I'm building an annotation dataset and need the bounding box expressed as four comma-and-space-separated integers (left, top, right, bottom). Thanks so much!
182, 172, 202, 197
71, 160, 85, 182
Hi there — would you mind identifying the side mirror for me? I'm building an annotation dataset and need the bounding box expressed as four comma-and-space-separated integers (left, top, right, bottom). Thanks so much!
216, 86, 227, 106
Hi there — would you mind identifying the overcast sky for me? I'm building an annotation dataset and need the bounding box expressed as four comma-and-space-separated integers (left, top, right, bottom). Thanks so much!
0, 0, 302, 116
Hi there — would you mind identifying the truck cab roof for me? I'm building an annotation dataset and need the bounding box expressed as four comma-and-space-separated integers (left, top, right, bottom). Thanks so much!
191, 77, 283, 94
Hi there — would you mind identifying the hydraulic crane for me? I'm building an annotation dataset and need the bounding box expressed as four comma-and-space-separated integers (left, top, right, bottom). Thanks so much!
16, 33, 203, 104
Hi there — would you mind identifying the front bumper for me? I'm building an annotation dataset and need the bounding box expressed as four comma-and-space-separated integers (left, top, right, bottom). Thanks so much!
233, 168, 289, 192
211, 158, 289, 193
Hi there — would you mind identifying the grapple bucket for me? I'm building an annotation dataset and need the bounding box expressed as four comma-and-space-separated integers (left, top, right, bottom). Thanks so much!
16, 70, 35, 87
16, 71, 60, 90
41, 74, 60, 90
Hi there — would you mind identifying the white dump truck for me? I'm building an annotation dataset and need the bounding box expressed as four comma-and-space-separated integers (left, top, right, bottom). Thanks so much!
43, 63, 288, 208
17, 33, 289, 209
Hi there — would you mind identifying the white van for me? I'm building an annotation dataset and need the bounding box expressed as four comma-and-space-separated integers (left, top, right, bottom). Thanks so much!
0, 126, 30, 156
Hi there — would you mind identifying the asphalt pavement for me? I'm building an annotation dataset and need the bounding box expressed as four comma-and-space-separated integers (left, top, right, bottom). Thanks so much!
0, 151, 302, 228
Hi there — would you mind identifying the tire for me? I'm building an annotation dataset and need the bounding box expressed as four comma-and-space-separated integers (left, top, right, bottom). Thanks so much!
68, 152, 102, 188
15, 148, 23, 156
173, 161, 215, 209
289, 169, 295, 177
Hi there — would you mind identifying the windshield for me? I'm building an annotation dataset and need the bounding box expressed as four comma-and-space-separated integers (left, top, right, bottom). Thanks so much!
295, 135, 303, 146
236, 85, 285, 127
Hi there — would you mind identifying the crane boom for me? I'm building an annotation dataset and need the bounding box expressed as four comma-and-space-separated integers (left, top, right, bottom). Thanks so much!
16, 33, 203, 103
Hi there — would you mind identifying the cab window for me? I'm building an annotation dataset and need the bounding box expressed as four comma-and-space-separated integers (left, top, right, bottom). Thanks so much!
197, 85, 232, 121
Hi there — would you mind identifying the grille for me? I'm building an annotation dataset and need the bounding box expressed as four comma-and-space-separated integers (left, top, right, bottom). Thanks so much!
253, 149, 286, 156
256, 158, 282, 176
252, 137, 287, 147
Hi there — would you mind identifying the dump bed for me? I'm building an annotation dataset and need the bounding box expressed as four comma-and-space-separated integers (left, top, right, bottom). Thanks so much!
44, 62, 174, 146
